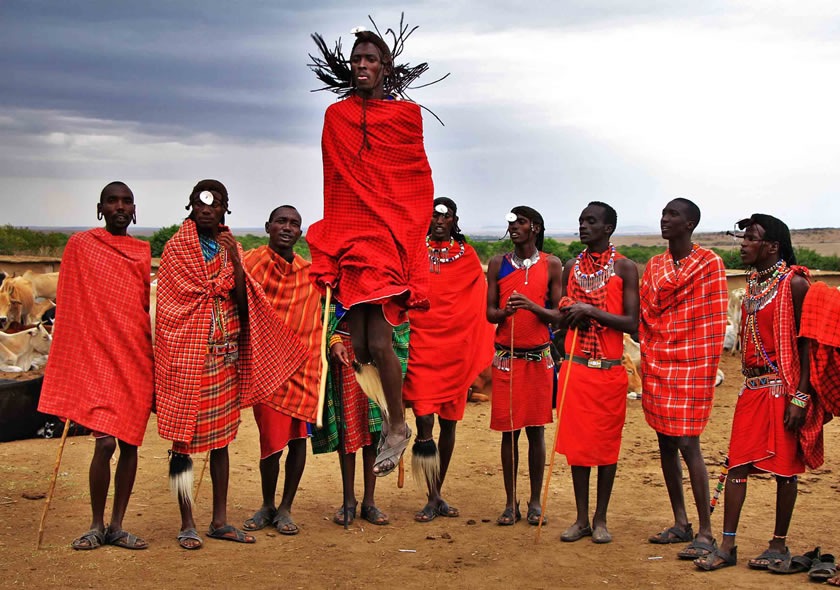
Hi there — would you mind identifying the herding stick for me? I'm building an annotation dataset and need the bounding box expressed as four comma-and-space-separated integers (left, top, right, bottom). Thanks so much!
36, 420, 72, 550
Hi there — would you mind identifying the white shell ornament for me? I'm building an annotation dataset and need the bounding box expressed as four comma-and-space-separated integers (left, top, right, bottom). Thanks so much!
199, 191, 215, 205
350, 26, 369, 34
505, 212, 517, 223
434, 204, 449, 214
522, 258, 533, 269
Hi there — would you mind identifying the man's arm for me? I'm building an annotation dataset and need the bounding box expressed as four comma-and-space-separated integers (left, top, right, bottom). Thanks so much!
560, 257, 639, 335
784, 273, 811, 431
486, 255, 511, 325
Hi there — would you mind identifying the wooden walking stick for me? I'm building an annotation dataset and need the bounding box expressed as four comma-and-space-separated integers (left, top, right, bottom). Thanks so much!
317, 285, 332, 428
37, 420, 72, 550
334, 362, 351, 530
508, 313, 517, 518
536, 327, 578, 543
193, 451, 210, 503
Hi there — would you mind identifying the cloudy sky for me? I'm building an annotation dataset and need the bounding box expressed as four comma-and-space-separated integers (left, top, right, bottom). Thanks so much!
2, 1, 838, 234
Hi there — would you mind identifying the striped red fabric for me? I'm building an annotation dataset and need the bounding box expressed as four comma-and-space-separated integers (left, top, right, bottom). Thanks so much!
639, 246, 728, 436
800, 281, 840, 415
306, 95, 433, 326
155, 220, 308, 445
244, 246, 321, 420
38, 229, 154, 446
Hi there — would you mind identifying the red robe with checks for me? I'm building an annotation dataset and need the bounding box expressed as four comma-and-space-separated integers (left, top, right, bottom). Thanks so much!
799, 281, 840, 415
640, 246, 728, 436
155, 220, 308, 445
39, 229, 153, 446
306, 95, 433, 326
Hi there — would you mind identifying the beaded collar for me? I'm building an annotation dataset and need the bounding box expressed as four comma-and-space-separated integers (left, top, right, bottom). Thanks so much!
743, 259, 787, 314
574, 245, 616, 293
427, 237, 465, 273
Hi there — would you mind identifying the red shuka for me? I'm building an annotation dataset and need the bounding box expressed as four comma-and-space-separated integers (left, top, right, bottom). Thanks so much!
155, 220, 308, 445
403, 241, 494, 420
640, 246, 728, 436
800, 281, 840, 415
39, 229, 154, 446
490, 252, 554, 432
306, 96, 434, 326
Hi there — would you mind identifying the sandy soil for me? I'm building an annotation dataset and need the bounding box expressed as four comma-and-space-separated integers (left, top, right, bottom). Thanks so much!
1, 353, 838, 590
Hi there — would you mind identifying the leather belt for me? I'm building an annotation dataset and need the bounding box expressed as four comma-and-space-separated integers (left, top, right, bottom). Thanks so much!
208, 342, 238, 356
568, 355, 623, 370
742, 366, 775, 377
494, 343, 551, 362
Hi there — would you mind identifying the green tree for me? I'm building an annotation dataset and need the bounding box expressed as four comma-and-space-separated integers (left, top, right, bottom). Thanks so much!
146, 224, 179, 257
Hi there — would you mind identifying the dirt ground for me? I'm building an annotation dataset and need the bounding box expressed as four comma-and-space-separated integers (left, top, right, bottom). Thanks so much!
1, 353, 838, 590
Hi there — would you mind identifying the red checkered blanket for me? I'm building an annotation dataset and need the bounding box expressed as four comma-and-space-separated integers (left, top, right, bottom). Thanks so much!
155, 220, 308, 444
800, 281, 840, 415
306, 96, 433, 326
639, 246, 728, 436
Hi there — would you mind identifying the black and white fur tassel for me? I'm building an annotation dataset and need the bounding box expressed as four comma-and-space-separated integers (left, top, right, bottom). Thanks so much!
169, 451, 194, 506
411, 438, 440, 490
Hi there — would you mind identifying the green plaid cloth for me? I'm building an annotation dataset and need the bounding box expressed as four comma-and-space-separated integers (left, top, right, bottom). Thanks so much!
311, 301, 409, 455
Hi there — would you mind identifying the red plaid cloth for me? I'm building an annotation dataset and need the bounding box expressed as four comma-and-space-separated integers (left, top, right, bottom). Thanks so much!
306, 96, 433, 326
560, 249, 626, 359
244, 246, 321, 419
334, 331, 377, 454
639, 246, 728, 436
800, 281, 840, 415
155, 220, 308, 445
39, 229, 154, 446
172, 353, 239, 454
403, 242, 494, 420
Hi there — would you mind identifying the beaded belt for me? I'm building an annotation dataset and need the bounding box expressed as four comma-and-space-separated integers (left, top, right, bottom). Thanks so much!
744, 373, 782, 389
568, 355, 623, 370
207, 341, 239, 364
493, 343, 554, 371
742, 366, 775, 377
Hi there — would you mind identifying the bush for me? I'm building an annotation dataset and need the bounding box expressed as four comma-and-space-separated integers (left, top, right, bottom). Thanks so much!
0, 225, 70, 256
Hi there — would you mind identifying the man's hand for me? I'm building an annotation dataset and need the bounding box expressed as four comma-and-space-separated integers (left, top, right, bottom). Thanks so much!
560, 302, 595, 330
330, 342, 351, 366
507, 291, 536, 314
783, 402, 806, 431
217, 230, 241, 266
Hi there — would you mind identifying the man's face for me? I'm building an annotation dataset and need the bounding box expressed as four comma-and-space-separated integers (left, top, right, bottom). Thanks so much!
98, 185, 135, 231
192, 191, 225, 231
350, 41, 388, 94
508, 213, 535, 246
266, 207, 302, 250
429, 205, 456, 241
660, 200, 693, 240
739, 223, 772, 266
578, 205, 611, 246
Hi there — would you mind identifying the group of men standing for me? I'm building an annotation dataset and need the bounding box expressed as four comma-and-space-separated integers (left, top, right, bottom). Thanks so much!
34, 25, 838, 584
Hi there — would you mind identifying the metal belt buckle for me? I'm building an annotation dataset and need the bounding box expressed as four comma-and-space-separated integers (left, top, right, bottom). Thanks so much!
587, 358, 602, 369
524, 352, 541, 361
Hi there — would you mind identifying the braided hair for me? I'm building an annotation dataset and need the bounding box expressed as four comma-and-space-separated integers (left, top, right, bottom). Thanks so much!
738, 213, 797, 265
186, 179, 231, 225
510, 205, 545, 251
308, 13, 448, 124
433, 196, 466, 242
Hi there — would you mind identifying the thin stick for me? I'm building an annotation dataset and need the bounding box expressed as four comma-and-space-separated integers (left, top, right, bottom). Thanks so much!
317, 285, 333, 428
536, 327, 578, 543
398, 455, 405, 488
193, 451, 210, 503
335, 362, 350, 530
37, 420, 72, 550
508, 314, 516, 516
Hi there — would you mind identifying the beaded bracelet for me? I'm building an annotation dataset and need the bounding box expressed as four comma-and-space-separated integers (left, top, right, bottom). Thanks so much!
790, 390, 810, 408
328, 334, 343, 348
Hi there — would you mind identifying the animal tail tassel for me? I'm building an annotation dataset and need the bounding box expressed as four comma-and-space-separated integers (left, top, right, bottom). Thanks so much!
411, 438, 440, 490
169, 451, 194, 506
353, 361, 388, 418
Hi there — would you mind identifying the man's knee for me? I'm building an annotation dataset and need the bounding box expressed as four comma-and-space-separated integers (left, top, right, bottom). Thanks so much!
415, 413, 435, 437
367, 333, 394, 364
94, 436, 117, 457
776, 475, 797, 485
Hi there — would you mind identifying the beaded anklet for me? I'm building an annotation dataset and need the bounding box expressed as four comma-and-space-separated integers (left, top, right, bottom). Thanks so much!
722, 532, 737, 537
729, 478, 748, 484
772, 534, 787, 540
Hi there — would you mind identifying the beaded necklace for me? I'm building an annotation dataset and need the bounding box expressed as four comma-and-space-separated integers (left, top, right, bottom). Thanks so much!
573, 245, 616, 293
427, 237, 466, 273
741, 259, 788, 373
509, 248, 540, 285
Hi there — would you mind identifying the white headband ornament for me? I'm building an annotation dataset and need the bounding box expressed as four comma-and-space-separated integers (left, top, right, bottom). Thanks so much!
199, 191, 214, 205
505, 212, 517, 223
350, 26, 369, 34
434, 204, 448, 214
